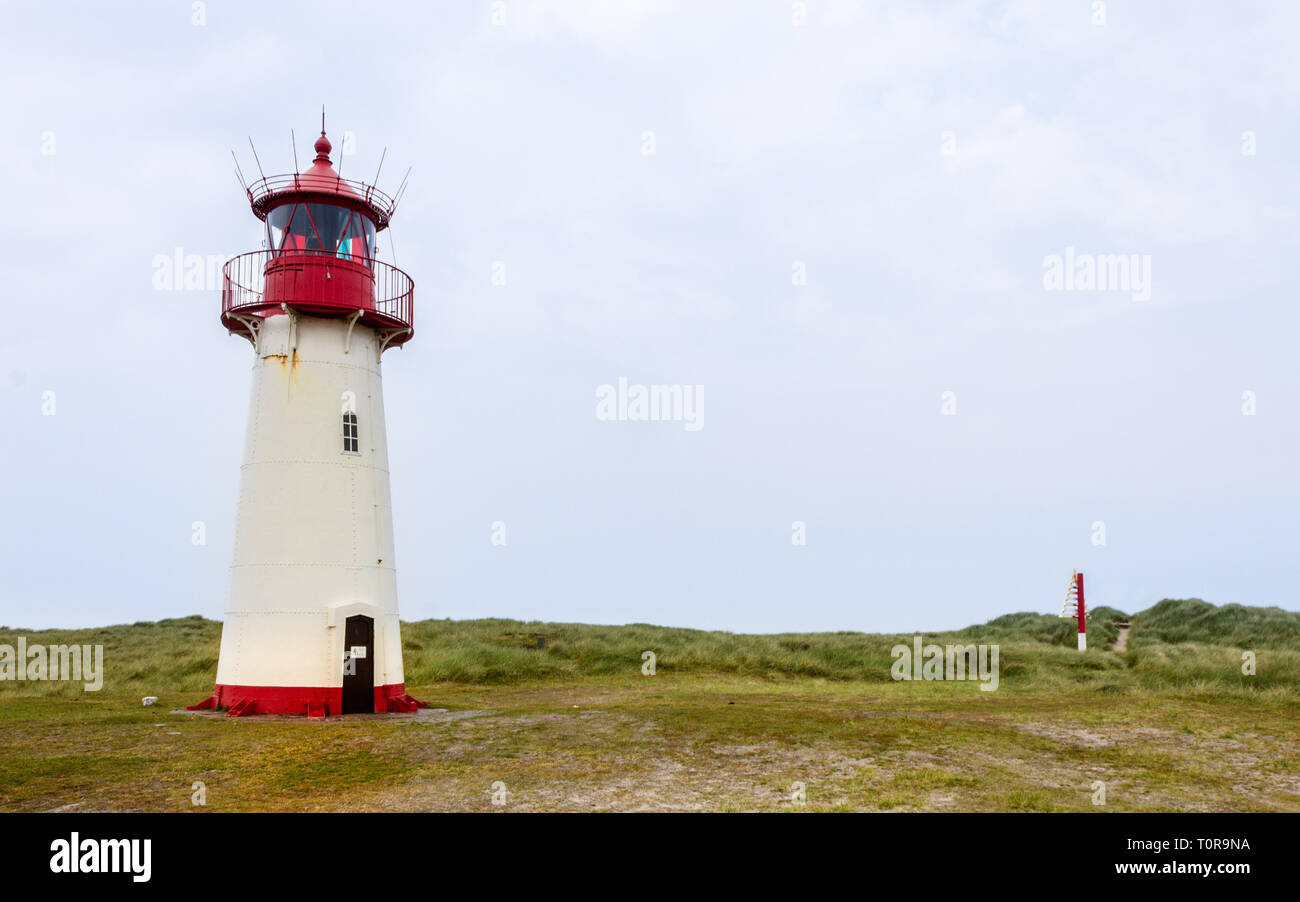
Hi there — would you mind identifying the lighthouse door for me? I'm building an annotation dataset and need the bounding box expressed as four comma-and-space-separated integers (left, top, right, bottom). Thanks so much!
342, 615, 375, 714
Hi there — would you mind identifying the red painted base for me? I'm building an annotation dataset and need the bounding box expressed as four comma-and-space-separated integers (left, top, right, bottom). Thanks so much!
186, 683, 428, 717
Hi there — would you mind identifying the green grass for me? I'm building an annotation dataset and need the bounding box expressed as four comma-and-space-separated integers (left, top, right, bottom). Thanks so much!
1, 599, 1297, 812
1133, 598, 1300, 649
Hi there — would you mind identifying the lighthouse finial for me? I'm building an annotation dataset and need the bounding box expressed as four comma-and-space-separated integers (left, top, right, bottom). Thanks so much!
313, 105, 332, 163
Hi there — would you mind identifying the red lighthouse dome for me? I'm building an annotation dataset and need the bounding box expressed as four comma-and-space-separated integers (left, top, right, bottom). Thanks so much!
221, 127, 414, 351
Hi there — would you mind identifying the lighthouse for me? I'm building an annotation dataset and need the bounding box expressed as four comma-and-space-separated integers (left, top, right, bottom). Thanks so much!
189, 121, 425, 717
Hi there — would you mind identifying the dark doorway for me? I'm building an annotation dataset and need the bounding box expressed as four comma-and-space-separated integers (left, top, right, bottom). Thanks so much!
342, 615, 375, 714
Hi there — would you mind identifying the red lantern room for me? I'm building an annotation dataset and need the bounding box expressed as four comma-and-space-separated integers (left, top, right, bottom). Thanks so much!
221, 128, 415, 352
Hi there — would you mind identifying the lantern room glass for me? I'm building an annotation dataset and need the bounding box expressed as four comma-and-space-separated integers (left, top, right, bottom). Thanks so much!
267, 202, 378, 263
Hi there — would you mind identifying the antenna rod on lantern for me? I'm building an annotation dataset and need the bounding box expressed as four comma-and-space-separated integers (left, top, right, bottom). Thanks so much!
231, 150, 248, 192
391, 165, 413, 215
291, 129, 299, 172
372, 147, 387, 188
247, 137, 267, 183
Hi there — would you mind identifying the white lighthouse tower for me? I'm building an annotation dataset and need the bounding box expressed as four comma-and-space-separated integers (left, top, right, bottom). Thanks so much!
190, 122, 425, 717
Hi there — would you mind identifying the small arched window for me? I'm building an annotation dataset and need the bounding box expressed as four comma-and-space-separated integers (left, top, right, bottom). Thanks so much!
343, 412, 359, 453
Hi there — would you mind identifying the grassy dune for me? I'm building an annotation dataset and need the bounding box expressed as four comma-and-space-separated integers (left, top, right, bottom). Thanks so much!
1, 600, 1297, 812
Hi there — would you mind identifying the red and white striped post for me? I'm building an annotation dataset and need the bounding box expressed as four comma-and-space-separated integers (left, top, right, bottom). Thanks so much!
1074, 571, 1087, 651
1059, 570, 1087, 651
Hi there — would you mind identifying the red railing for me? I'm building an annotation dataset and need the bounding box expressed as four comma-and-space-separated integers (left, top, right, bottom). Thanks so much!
221, 250, 414, 344
246, 174, 398, 227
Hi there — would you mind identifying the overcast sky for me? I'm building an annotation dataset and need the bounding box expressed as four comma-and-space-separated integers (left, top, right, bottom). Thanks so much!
1, 1, 1297, 633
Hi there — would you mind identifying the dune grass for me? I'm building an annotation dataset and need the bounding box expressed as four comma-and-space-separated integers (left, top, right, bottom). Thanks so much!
1132, 598, 1300, 649
2, 600, 1286, 696
0, 599, 1296, 812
